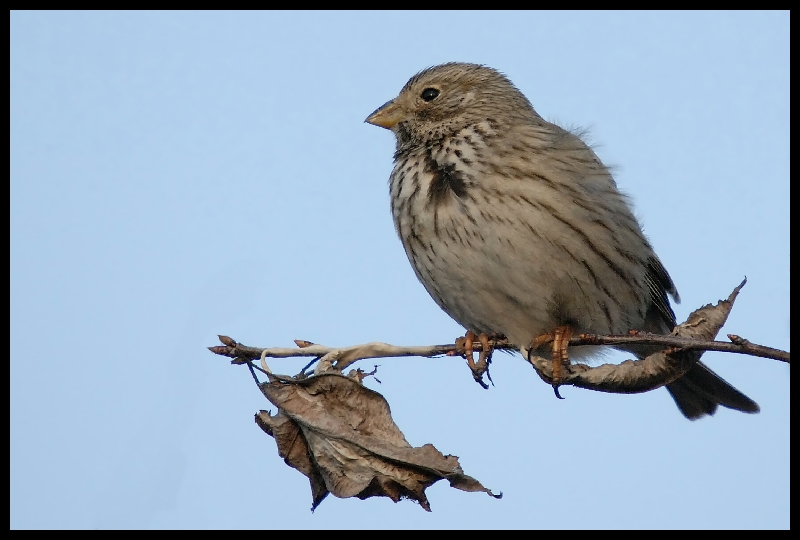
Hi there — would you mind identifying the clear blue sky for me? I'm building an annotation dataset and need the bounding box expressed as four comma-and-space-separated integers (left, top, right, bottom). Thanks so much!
10, 11, 789, 529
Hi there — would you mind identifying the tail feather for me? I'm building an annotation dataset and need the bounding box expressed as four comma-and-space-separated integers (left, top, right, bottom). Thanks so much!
666, 362, 760, 420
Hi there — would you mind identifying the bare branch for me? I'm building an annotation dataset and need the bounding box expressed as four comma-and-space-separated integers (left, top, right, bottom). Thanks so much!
564, 333, 789, 363
209, 333, 788, 367
208, 279, 789, 395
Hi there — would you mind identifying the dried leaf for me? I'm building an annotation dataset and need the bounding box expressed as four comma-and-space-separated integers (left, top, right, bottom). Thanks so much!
255, 371, 500, 511
527, 279, 745, 393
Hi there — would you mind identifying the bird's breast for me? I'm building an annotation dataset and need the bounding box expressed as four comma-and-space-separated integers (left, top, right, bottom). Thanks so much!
387, 134, 653, 346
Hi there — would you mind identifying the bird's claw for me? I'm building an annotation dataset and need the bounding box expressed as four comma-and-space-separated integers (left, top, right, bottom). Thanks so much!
530, 325, 574, 386
456, 331, 495, 388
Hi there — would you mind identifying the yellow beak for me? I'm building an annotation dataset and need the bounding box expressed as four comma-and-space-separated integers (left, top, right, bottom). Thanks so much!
365, 100, 405, 129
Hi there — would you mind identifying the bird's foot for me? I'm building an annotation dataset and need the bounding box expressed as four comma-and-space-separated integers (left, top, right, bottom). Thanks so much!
529, 325, 574, 386
453, 331, 498, 389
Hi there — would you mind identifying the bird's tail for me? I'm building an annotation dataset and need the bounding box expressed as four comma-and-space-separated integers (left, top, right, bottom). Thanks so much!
665, 362, 760, 420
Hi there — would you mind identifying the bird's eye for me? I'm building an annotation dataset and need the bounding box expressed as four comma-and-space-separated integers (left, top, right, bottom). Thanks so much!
421, 88, 440, 102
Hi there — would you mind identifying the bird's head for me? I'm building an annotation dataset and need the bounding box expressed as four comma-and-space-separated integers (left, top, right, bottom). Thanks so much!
365, 62, 538, 150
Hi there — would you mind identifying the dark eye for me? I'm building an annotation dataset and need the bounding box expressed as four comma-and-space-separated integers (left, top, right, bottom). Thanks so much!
421, 88, 440, 102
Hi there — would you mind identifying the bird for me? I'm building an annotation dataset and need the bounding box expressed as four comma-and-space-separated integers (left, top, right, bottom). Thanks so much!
365, 62, 759, 420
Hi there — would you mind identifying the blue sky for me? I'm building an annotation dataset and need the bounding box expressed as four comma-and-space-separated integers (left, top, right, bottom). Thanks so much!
10, 11, 789, 529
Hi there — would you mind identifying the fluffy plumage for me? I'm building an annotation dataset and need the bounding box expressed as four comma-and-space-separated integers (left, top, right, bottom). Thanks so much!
366, 62, 758, 419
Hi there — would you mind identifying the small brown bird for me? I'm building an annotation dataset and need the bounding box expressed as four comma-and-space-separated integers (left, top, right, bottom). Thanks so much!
366, 62, 759, 419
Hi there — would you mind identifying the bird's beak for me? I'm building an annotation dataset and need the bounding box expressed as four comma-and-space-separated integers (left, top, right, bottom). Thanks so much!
365, 100, 404, 129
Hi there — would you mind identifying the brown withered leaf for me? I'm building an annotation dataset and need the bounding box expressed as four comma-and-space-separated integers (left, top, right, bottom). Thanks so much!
528, 279, 746, 393
254, 371, 500, 511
